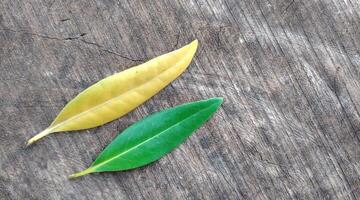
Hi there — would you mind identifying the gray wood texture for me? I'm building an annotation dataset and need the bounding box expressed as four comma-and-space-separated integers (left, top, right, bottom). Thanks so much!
1, 0, 359, 199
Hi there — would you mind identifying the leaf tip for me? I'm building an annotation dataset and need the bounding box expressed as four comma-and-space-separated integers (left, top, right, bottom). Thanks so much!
189, 39, 199, 50
209, 97, 224, 106
215, 97, 224, 103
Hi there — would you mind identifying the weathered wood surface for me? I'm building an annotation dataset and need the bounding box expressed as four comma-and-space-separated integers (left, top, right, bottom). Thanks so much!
1, 0, 359, 199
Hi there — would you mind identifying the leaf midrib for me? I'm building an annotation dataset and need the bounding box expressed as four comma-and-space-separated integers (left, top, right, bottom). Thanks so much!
49, 46, 192, 132
91, 101, 217, 170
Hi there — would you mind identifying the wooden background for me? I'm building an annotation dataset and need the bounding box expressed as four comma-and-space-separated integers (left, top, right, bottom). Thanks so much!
1, 0, 359, 199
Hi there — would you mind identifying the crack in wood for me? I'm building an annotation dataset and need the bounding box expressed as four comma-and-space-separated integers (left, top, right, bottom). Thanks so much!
0, 28, 144, 62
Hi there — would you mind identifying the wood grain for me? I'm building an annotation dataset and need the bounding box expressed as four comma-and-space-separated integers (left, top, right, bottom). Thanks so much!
0, 0, 359, 199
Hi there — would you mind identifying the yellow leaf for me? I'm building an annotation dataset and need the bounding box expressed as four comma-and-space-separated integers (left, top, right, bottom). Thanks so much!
27, 40, 198, 145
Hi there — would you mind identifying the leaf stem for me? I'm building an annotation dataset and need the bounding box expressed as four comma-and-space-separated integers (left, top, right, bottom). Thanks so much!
68, 167, 95, 179
27, 128, 52, 146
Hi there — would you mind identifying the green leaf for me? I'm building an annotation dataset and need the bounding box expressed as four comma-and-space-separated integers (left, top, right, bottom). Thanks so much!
69, 97, 223, 178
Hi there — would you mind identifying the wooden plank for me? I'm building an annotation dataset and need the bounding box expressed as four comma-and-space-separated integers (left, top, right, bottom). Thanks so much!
0, 0, 359, 199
